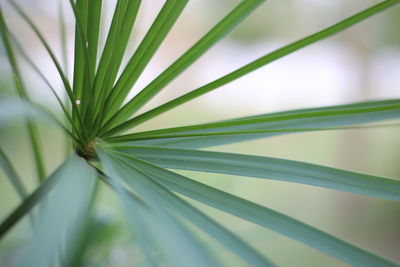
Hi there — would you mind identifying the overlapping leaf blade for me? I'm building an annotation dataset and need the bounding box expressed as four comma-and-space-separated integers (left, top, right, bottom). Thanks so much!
62, 180, 99, 267
101, 0, 264, 129
86, 0, 102, 79
17, 154, 96, 267
103, 148, 275, 266
0, 98, 80, 148
103, 0, 400, 136
93, 165, 161, 265
97, 149, 221, 267
69, 0, 97, 122
7, 0, 86, 139
1, 0, 399, 265
58, 1, 69, 76
110, 146, 400, 201
0, 7, 46, 181
0, 148, 27, 200
99, 0, 189, 123
108, 99, 400, 148
108, 151, 399, 267
91, 0, 141, 120
106, 123, 400, 143
10, 33, 77, 134
0, 155, 88, 240
72, 0, 88, 100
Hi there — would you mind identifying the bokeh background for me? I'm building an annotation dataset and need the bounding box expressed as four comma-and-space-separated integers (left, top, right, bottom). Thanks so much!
0, 0, 399, 266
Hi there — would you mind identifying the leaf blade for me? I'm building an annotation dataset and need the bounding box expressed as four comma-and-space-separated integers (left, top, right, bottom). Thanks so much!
101, 0, 264, 129
111, 99, 400, 148
0, 8, 46, 181
91, 0, 141, 121
104, 0, 400, 136
7, 0, 87, 139
107, 149, 275, 267
112, 146, 400, 201
18, 154, 96, 267
97, 149, 221, 267
0, 156, 79, 240
0, 148, 27, 199
111, 152, 400, 267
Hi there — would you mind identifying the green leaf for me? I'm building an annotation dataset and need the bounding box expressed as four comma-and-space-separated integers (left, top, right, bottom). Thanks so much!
0, 97, 81, 145
69, 0, 101, 96
106, 149, 275, 266
18, 154, 96, 267
0, 147, 35, 227
0, 8, 27, 100
97, 149, 221, 266
110, 152, 399, 267
57, 1, 73, 156
74, 0, 102, 127
58, 1, 69, 77
68, 0, 101, 125
112, 146, 400, 201
91, 0, 141, 121
95, 0, 189, 133
8, 0, 86, 139
98, 0, 188, 125
0, 8, 46, 181
62, 180, 99, 267
100, 0, 263, 129
72, 0, 88, 100
106, 123, 400, 143
110, 99, 400, 148
86, 0, 102, 79
69, 0, 88, 140
9, 33, 78, 134
92, 164, 159, 265
103, 0, 400, 136
0, 156, 76, 240
0, 148, 27, 200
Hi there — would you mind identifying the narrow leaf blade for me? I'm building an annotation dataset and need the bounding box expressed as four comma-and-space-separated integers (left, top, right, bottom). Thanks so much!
111, 152, 399, 267
110, 99, 400, 148
101, 0, 264, 128
0, 148, 27, 199
18, 154, 96, 267
97, 149, 221, 267
112, 146, 400, 201
108, 149, 275, 267
104, 0, 400, 136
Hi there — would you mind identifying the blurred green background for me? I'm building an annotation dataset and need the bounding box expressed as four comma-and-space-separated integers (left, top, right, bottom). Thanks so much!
1, 0, 399, 266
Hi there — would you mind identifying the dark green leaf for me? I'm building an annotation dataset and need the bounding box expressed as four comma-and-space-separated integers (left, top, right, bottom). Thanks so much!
103, 0, 400, 136
111, 99, 400, 148
72, 0, 88, 100
91, 0, 141, 120
96, 0, 188, 130
106, 124, 400, 143
101, 0, 263, 129
0, 148, 27, 199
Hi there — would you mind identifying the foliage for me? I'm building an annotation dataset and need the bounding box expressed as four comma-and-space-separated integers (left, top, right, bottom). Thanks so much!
0, 0, 399, 266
